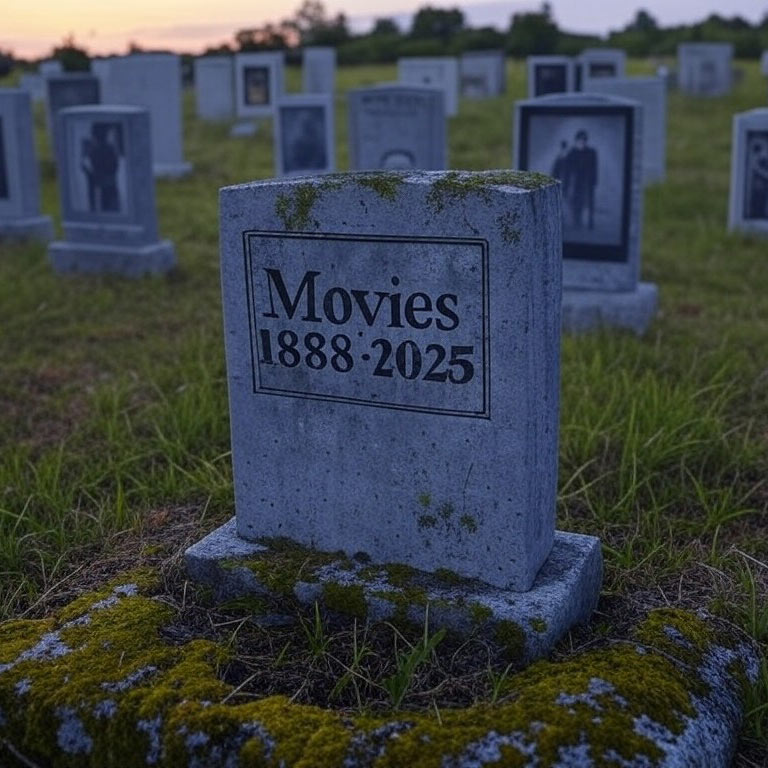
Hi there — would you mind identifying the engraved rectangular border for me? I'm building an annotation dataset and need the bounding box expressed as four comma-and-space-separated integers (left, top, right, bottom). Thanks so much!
242, 230, 491, 419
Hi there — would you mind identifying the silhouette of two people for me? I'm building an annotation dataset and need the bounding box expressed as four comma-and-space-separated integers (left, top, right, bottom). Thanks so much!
552, 129, 598, 231
81, 123, 120, 213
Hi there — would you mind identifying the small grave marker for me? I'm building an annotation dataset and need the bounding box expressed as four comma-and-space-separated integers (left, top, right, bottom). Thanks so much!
398, 57, 459, 117
274, 94, 335, 177
678, 43, 733, 97
460, 51, 505, 98
728, 108, 768, 237
194, 56, 235, 121
302, 47, 336, 94
527, 56, 574, 98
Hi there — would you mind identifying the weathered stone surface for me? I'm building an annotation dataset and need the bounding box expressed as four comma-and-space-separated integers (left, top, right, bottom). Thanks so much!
0, 89, 53, 243
186, 518, 602, 662
218, 171, 562, 591
562, 282, 659, 336
0, 572, 758, 767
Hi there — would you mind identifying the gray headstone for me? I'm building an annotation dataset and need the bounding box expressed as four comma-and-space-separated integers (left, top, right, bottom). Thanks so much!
678, 43, 733, 97
274, 94, 335, 177
19, 74, 45, 103
48, 105, 175, 276
38, 59, 62, 77
761, 51, 768, 77
46, 74, 100, 148
514, 93, 657, 333
398, 57, 459, 117
302, 47, 336, 94
582, 76, 667, 185
216, 170, 568, 591
728, 108, 768, 236
98, 53, 191, 178
0, 90, 54, 242
347, 85, 446, 171
460, 50, 505, 98
194, 56, 235, 121
578, 48, 627, 80
526, 56, 575, 98
235, 52, 285, 119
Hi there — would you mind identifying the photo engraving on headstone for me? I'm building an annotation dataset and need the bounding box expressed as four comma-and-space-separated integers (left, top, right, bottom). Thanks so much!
744, 131, 768, 220
526, 56, 574, 98
48, 105, 175, 276
275, 96, 334, 177
578, 49, 626, 81
244, 66, 270, 106
0, 90, 54, 242
348, 85, 446, 171
729, 109, 768, 236
235, 52, 284, 119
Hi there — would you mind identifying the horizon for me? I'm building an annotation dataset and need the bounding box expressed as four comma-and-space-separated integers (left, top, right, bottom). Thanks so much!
3, 0, 766, 60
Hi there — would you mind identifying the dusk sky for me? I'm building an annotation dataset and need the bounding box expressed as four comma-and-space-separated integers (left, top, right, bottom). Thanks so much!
4, 0, 766, 59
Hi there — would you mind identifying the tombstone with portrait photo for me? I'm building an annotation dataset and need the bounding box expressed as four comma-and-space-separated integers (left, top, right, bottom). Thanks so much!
235, 52, 284, 119
0, 90, 54, 242
48, 105, 175, 276
514, 92, 658, 335
274, 94, 335, 178
348, 85, 446, 171
728, 108, 768, 236
527, 56, 575, 99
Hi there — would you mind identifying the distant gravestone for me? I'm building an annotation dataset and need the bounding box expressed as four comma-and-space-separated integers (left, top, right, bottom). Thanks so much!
398, 57, 459, 117
274, 94, 335, 177
761, 52, 768, 77
583, 76, 667, 185
348, 85, 446, 171
194, 56, 234, 121
48, 105, 175, 276
38, 59, 62, 77
515, 92, 658, 335
302, 47, 336, 94
527, 56, 574, 98
46, 74, 100, 146
678, 43, 733, 97
19, 74, 45, 103
578, 48, 626, 80
185, 170, 602, 657
460, 50, 505, 98
99, 53, 192, 178
234, 51, 284, 119
0, 90, 53, 242
728, 108, 768, 236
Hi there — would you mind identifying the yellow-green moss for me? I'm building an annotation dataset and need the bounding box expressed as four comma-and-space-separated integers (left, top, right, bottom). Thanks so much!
494, 619, 528, 661
354, 172, 406, 201
434, 568, 464, 586
469, 603, 493, 624
529, 617, 548, 633
322, 583, 367, 620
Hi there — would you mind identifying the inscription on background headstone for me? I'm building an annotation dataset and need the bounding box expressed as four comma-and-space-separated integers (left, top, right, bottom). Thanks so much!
527, 56, 574, 98
0, 90, 53, 241
217, 171, 565, 589
48, 105, 175, 276
348, 85, 446, 171
728, 108, 768, 237
398, 57, 459, 117
302, 47, 336, 94
194, 56, 235, 121
578, 49, 626, 80
274, 95, 335, 177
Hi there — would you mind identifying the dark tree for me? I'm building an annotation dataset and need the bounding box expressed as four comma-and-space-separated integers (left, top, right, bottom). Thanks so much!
508, 3, 559, 56
371, 18, 400, 37
50, 35, 90, 71
410, 6, 465, 41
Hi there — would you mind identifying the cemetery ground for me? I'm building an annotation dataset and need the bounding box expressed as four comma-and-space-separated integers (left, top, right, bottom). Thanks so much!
0, 61, 767, 766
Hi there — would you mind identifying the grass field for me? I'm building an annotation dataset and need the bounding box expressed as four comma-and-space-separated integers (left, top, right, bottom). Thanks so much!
0, 60, 767, 763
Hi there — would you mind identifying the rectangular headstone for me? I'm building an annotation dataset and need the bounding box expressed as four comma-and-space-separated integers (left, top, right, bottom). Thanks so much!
46, 74, 100, 146
218, 170, 562, 590
235, 52, 285, 118
19, 74, 45, 103
526, 56, 574, 99
460, 51, 505, 98
761, 51, 768, 77
728, 108, 768, 236
274, 94, 335, 177
678, 43, 733, 97
582, 76, 667, 185
398, 57, 459, 117
194, 56, 235, 121
48, 105, 175, 275
99, 53, 191, 178
302, 47, 336, 94
347, 85, 446, 171
578, 48, 626, 80
0, 90, 53, 241
39, 59, 62, 77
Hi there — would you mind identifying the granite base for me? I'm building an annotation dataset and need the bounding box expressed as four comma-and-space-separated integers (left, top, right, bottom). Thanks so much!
0, 215, 55, 243
49, 239, 176, 277
562, 281, 659, 336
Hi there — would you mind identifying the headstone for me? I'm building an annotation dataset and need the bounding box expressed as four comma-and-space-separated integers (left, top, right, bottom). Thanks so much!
48, 105, 175, 276
185, 170, 602, 658
728, 108, 768, 236
582, 76, 667, 185
302, 47, 336, 94
761, 51, 768, 77
678, 43, 733, 97
578, 48, 627, 80
0, 90, 54, 242
527, 56, 575, 98
19, 74, 45, 103
234, 51, 285, 119
274, 94, 335, 177
348, 85, 446, 171
398, 57, 459, 117
515, 92, 658, 334
46, 74, 100, 146
194, 56, 235, 121
38, 59, 62, 77
460, 50, 505, 98
98, 53, 192, 178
